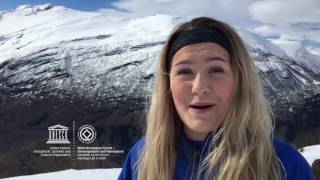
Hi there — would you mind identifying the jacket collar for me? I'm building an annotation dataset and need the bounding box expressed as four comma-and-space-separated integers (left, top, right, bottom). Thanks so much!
177, 132, 214, 164
175, 131, 215, 179
179, 131, 215, 155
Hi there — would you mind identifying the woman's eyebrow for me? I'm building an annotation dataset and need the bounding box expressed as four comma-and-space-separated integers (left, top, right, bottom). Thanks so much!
174, 56, 226, 67
206, 56, 226, 63
174, 59, 192, 67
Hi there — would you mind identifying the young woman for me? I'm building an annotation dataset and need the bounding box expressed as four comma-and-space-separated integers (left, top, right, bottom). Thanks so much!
118, 17, 314, 180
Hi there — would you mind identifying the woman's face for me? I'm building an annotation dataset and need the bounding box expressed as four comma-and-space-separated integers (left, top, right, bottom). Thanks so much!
170, 42, 235, 141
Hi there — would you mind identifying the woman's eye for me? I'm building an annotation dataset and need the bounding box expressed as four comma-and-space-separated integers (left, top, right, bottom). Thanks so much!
209, 67, 224, 73
176, 69, 193, 75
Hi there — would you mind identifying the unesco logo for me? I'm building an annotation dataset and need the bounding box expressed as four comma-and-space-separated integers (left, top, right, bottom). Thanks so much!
77, 125, 97, 144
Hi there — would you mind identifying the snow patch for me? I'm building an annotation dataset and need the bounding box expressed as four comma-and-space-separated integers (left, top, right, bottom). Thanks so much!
300, 144, 320, 166
2, 169, 121, 180
272, 40, 320, 74
237, 29, 288, 59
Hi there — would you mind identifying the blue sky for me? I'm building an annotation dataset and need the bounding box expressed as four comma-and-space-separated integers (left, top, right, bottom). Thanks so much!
0, 0, 118, 11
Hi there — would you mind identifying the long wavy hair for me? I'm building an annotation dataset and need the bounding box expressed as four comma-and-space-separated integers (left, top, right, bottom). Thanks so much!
138, 17, 282, 180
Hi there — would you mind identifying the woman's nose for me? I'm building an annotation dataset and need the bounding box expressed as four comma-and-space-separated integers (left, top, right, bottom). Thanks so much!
191, 73, 211, 96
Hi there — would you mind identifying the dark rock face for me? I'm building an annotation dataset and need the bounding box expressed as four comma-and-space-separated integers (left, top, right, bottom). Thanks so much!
290, 93, 320, 148
248, 48, 320, 148
312, 159, 320, 180
0, 35, 319, 179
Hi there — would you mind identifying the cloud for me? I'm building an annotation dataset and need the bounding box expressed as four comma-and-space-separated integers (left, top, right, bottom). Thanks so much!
110, 0, 260, 27
306, 46, 320, 55
253, 25, 279, 37
249, 0, 320, 25
248, 0, 320, 53
249, 0, 320, 40
253, 23, 320, 42
106, 0, 320, 53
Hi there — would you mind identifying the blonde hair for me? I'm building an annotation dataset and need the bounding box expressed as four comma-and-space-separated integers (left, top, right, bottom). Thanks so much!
138, 17, 282, 180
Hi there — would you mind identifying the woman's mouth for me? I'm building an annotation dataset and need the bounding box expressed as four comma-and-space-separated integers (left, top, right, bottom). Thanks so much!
189, 104, 215, 113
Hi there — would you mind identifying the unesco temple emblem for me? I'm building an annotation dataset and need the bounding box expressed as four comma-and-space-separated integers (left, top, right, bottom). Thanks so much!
46, 124, 71, 144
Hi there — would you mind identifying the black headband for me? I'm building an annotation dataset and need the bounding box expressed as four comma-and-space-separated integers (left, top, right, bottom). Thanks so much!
166, 28, 231, 71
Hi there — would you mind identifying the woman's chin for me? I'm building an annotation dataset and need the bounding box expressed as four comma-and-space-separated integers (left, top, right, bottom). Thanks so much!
184, 123, 214, 140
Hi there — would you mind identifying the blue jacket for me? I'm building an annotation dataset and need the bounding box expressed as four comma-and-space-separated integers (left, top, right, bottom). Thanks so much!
118, 133, 314, 180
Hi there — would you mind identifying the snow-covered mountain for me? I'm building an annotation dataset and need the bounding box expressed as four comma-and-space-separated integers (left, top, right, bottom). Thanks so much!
272, 39, 320, 74
0, 4, 186, 101
0, 4, 319, 179
1, 4, 319, 98
238, 29, 288, 59
0, 4, 177, 62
